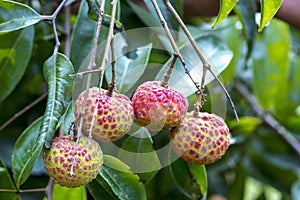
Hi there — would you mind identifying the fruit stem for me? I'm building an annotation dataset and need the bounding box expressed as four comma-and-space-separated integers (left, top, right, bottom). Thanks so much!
107, 36, 116, 97
164, 0, 239, 122
150, 0, 204, 95
161, 54, 177, 87
97, 0, 118, 94
45, 179, 54, 200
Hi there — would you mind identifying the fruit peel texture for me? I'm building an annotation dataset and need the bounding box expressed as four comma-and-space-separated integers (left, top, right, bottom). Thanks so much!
43, 136, 103, 187
169, 112, 230, 165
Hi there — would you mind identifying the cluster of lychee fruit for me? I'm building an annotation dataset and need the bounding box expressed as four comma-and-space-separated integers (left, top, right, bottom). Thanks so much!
43, 81, 230, 187
131, 81, 230, 165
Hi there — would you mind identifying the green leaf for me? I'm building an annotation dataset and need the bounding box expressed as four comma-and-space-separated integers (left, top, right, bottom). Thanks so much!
117, 127, 161, 183
0, 0, 42, 34
234, 0, 257, 59
52, 184, 87, 200
229, 117, 262, 135
100, 155, 147, 200
0, 157, 20, 200
11, 117, 43, 188
169, 158, 205, 199
40, 53, 74, 148
228, 164, 246, 199
87, 177, 119, 200
105, 42, 152, 94
211, 0, 238, 28
286, 116, 300, 132
252, 19, 289, 111
187, 163, 207, 196
275, 53, 300, 120
70, 0, 108, 72
0, 26, 34, 102
259, 0, 284, 32
243, 177, 264, 200
155, 35, 233, 97
126, 0, 160, 27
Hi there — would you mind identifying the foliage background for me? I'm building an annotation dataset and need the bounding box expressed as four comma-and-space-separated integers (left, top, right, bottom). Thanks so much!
0, 0, 300, 200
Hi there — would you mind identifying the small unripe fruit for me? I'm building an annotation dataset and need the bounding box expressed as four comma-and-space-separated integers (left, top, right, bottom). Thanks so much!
132, 81, 188, 131
43, 136, 103, 187
169, 112, 230, 165
74, 87, 134, 142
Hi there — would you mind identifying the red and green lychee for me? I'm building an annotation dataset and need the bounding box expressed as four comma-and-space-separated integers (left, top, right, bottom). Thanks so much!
169, 112, 230, 165
43, 136, 103, 187
132, 81, 188, 131
74, 87, 134, 142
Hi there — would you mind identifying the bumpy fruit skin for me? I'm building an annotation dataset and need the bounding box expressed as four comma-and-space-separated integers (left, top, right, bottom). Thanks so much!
74, 87, 134, 142
43, 136, 103, 188
132, 81, 188, 131
169, 112, 230, 165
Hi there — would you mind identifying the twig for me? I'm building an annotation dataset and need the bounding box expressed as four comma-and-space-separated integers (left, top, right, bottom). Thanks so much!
150, 0, 203, 95
106, 35, 116, 97
0, 92, 48, 133
51, 0, 68, 50
69, 69, 100, 78
97, 0, 118, 91
64, 4, 71, 57
235, 83, 300, 157
161, 54, 177, 87
45, 179, 55, 200
0, 188, 46, 193
164, 0, 239, 121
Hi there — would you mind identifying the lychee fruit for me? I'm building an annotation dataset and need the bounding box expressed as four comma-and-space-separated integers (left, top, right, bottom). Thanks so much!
169, 112, 230, 165
132, 81, 188, 131
43, 136, 103, 187
74, 87, 134, 142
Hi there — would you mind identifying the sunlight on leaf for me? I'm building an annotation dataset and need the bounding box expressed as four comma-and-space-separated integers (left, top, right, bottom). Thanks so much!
252, 20, 289, 110
211, 0, 238, 28
259, 0, 284, 32
52, 184, 87, 200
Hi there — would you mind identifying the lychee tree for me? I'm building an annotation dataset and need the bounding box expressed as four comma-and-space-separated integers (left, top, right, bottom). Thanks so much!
1, 0, 300, 200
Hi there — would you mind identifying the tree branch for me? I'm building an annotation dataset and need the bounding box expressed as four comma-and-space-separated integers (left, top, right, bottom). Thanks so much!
0, 92, 48, 133
234, 82, 300, 157
0, 188, 46, 193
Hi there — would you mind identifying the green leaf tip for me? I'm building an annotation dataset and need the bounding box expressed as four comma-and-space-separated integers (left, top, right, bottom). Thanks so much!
258, 0, 284, 32
211, 0, 238, 28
